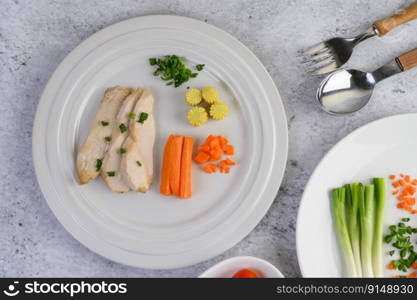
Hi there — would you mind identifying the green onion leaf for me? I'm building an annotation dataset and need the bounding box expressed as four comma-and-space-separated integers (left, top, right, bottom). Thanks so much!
104, 136, 112, 142
119, 123, 127, 133
95, 159, 103, 172
101, 121, 109, 126
137, 112, 149, 124
107, 171, 116, 177
128, 112, 136, 120
195, 64, 205, 71
119, 148, 126, 154
136, 160, 142, 167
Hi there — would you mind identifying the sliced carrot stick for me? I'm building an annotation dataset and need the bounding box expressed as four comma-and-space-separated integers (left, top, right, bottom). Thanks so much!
195, 151, 210, 164
160, 135, 174, 196
179, 137, 194, 199
170, 135, 184, 197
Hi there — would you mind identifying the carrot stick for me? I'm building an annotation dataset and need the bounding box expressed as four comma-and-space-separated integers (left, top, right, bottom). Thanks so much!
170, 135, 184, 197
179, 137, 194, 199
160, 135, 174, 195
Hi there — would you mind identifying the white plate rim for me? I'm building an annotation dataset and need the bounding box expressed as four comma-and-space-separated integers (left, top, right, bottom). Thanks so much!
32, 15, 288, 269
296, 113, 417, 277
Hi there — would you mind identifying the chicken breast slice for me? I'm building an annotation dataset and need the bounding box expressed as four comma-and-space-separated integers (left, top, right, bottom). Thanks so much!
101, 88, 143, 193
76, 86, 131, 185
120, 89, 155, 193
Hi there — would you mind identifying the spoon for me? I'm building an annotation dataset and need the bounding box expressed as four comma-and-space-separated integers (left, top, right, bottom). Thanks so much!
317, 48, 417, 115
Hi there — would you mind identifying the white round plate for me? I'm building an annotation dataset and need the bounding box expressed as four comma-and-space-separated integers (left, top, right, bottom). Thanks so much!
297, 114, 417, 277
33, 15, 288, 269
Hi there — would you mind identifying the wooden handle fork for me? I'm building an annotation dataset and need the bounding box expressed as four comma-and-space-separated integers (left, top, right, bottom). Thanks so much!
374, 2, 417, 35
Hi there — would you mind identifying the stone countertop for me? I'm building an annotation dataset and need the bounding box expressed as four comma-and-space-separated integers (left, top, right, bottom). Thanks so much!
1, 0, 417, 277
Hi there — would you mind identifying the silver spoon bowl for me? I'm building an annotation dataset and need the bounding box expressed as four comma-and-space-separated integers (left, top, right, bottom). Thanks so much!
317, 60, 403, 115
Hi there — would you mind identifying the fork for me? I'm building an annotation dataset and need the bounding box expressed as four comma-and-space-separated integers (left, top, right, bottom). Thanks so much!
303, 2, 417, 75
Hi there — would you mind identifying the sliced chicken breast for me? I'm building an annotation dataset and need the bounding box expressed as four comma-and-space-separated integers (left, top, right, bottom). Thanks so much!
101, 88, 143, 193
76, 86, 131, 185
120, 89, 155, 193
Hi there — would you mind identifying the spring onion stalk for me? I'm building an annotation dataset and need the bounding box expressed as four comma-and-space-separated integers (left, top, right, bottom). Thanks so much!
372, 178, 386, 277
357, 183, 374, 277
345, 184, 362, 277
331, 187, 357, 277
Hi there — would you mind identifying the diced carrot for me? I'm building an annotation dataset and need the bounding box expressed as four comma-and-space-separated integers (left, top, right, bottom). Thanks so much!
412, 210, 417, 214
209, 138, 220, 149
179, 137, 193, 199
203, 163, 217, 174
389, 174, 396, 180
219, 136, 228, 145
412, 263, 417, 270
224, 158, 236, 166
408, 272, 416, 278
406, 197, 416, 205
399, 179, 405, 186
397, 202, 406, 209
223, 145, 235, 155
170, 136, 184, 197
405, 206, 413, 212
195, 151, 210, 164
405, 175, 411, 183
388, 263, 394, 270
397, 195, 405, 201
220, 166, 230, 174
400, 174, 405, 178
198, 145, 210, 153
392, 190, 399, 195
393, 181, 400, 188
219, 160, 228, 168
160, 135, 174, 196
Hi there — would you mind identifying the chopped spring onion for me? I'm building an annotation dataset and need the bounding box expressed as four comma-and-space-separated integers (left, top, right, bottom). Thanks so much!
137, 112, 149, 124
119, 123, 127, 133
95, 159, 103, 172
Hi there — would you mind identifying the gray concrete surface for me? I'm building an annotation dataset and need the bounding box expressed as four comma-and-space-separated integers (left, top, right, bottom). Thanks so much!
1, 0, 417, 277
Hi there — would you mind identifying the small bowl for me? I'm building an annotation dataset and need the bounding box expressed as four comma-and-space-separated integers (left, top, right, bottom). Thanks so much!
199, 256, 284, 278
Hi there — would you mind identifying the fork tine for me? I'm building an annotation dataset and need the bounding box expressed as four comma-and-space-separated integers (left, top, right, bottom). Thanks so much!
310, 60, 338, 75
301, 50, 333, 64
302, 42, 328, 56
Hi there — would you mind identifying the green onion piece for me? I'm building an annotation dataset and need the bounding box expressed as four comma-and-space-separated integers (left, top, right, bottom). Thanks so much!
101, 121, 109, 126
136, 160, 142, 167
345, 184, 362, 276
95, 159, 103, 172
119, 123, 127, 133
104, 136, 112, 142
372, 178, 386, 277
119, 148, 126, 154
107, 171, 115, 177
331, 187, 357, 277
128, 112, 136, 119
389, 250, 395, 256
137, 112, 149, 124
195, 64, 205, 71
356, 183, 374, 277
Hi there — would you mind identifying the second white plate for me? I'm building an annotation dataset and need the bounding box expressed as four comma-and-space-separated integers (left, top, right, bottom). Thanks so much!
297, 114, 417, 277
